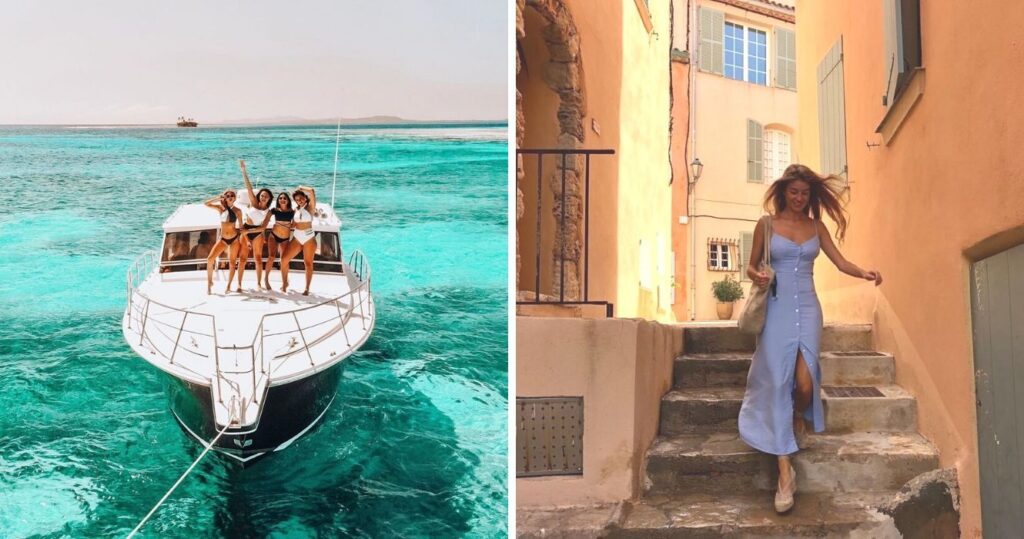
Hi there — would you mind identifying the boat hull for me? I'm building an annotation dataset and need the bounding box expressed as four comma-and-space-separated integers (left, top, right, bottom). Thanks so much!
166, 362, 344, 465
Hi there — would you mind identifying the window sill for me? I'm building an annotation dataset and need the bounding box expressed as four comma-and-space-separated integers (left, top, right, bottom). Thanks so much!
634, 0, 653, 33
876, 67, 925, 145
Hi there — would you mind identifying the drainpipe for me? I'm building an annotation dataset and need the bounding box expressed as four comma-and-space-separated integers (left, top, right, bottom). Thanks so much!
688, 0, 698, 321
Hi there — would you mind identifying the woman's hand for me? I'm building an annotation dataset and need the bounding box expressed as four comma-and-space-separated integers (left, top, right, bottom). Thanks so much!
752, 270, 770, 288
862, 269, 883, 286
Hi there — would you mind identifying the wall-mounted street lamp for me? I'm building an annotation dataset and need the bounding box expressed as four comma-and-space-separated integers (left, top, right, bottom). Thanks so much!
689, 157, 703, 187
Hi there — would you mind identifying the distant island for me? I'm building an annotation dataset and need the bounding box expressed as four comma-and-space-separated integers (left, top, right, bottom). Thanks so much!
213, 115, 506, 127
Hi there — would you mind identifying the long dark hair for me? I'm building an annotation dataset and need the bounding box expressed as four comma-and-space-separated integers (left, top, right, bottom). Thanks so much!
764, 164, 850, 242
276, 192, 293, 211
255, 188, 273, 209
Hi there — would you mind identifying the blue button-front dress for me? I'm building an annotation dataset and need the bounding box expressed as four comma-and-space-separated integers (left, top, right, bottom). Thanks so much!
737, 228, 825, 456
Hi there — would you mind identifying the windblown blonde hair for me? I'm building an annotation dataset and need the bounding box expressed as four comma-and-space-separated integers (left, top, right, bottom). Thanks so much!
764, 164, 851, 242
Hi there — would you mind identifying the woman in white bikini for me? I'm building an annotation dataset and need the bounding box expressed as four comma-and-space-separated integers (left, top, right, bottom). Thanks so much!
263, 192, 295, 290
236, 160, 273, 290
280, 186, 318, 295
204, 189, 243, 295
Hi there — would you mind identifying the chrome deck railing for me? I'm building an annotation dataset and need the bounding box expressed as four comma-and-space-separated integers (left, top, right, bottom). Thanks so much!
124, 249, 373, 422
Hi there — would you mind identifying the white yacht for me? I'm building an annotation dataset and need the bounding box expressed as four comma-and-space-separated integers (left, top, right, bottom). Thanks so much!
122, 191, 374, 464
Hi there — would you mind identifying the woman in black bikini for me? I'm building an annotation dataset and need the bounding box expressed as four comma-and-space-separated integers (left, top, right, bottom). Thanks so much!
204, 189, 243, 295
237, 160, 274, 291
263, 192, 295, 290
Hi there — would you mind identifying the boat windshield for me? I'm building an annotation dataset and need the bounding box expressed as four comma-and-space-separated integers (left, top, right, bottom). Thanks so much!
159, 230, 344, 274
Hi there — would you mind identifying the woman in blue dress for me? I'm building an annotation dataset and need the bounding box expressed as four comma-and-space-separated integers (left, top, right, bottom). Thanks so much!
738, 164, 882, 513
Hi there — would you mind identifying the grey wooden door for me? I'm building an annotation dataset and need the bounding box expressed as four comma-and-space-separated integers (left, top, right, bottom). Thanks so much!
971, 243, 1024, 537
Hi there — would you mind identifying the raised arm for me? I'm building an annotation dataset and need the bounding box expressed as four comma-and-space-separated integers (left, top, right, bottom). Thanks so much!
204, 195, 225, 211
298, 185, 317, 212
240, 160, 255, 201
816, 220, 883, 285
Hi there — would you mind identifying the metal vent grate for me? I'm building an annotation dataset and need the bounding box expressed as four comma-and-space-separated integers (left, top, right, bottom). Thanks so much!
516, 397, 583, 477
830, 351, 886, 357
823, 386, 885, 398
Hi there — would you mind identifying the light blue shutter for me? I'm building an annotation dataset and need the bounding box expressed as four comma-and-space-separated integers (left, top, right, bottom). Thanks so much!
747, 119, 763, 183
817, 38, 848, 180
699, 7, 724, 75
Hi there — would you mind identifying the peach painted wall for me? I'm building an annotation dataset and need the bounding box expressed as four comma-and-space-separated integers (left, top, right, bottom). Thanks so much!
518, 8, 568, 298
516, 317, 682, 506
671, 57, 691, 321
795, 1, 1024, 536
518, 0, 675, 322
677, 0, 798, 321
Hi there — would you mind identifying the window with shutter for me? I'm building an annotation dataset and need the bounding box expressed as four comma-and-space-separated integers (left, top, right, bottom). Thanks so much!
763, 129, 792, 182
699, 7, 725, 75
740, 232, 754, 281
817, 38, 848, 180
774, 28, 796, 90
747, 119, 763, 183
882, 0, 922, 107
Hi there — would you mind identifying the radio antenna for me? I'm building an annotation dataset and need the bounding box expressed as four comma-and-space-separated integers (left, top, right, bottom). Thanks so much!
331, 119, 341, 207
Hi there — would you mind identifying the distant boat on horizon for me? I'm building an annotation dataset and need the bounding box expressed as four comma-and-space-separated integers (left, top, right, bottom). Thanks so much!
177, 116, 198, 127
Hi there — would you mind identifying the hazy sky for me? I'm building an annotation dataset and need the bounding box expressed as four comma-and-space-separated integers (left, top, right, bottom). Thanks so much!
0, 1, 508, 124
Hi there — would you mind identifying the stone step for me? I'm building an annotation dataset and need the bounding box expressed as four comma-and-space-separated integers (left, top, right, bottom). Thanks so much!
644, 432, 938, 496
683, 324, 873, 354
659, 385, 916, 435
611, 491, 901, 538
674, 351, 895, 388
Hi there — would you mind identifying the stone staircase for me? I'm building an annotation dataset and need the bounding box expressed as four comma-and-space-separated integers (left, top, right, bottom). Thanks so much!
611, 324, 940, 538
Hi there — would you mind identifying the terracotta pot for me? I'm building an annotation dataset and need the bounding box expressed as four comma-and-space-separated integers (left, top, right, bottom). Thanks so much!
716, 301, 734, 320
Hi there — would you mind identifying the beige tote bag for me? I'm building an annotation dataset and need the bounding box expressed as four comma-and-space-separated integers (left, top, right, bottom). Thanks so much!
737, 216, 775, 335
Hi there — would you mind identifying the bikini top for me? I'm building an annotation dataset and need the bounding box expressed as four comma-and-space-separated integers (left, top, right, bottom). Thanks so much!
271, 209, 295, 222
295, 206, 313, 223
245, 205, 270, 224
220, 205, 237, 223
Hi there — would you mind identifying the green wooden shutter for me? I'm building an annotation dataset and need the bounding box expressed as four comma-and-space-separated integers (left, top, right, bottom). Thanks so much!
739, 232, 754, 281
747, 119, 763, 183
817, 38, 847, 180
699, 7, 724, 75
774, 28, 796, 90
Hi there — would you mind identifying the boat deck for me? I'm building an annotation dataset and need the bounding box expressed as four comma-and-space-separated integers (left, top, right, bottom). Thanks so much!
125, 267, 374, 410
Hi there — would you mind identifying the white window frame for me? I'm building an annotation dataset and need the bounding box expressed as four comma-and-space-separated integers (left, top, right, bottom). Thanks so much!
708, 241, 735, 271
763, 129, 792, 182
723, 21, 770, 86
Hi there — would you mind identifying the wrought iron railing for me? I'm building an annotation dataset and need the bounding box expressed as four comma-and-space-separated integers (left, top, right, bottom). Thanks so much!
516, 148, 615, 317
124, 249, 372, 426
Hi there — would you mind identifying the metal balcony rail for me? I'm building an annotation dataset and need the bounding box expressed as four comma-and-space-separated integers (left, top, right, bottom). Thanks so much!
125, 249, 372, 415
516, 148, 615, 317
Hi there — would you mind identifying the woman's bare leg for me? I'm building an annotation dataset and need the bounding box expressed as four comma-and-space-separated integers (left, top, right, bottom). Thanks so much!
252, 234, 265, 288
793, 349, 813, 435
236, 236, 251, 291
206, 241, 228, 295
224, 241, 242, 294
279, 240, 303, 292
263, 236, 278, 289
301, 240, 316, 295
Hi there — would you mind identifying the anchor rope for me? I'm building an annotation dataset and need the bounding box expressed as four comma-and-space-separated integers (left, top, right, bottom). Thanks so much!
126, 404, 238, 538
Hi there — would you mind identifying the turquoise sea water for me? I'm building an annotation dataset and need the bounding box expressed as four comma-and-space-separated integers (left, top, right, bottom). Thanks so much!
0, 124, 508, 537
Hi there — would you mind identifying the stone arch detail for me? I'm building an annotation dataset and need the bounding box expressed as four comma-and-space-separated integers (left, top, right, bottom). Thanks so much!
516, 0, 588, 300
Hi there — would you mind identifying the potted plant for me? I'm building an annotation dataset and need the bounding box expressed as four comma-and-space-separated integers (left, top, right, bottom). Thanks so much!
711, 275, 744, 320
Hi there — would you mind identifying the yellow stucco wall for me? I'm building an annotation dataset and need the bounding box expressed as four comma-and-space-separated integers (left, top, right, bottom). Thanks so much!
616, 0, 674, 321
518, 0, 675, 322
676, 0, 798, 321
795, 1, 1024, 536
